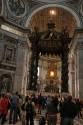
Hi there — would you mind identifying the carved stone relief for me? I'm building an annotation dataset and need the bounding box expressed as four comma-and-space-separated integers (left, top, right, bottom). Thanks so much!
4, 0, 42, 27
7, 0, 26, 17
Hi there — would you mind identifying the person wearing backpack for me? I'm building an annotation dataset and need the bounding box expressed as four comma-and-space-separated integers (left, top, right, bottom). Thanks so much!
25, 97, 35, 125
46, 96, 58, 125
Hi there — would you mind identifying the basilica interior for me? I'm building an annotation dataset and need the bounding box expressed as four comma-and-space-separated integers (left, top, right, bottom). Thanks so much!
0, 0, 83, 99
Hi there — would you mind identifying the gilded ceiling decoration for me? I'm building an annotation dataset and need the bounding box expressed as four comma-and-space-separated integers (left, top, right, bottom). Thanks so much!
40, 55, 61, 63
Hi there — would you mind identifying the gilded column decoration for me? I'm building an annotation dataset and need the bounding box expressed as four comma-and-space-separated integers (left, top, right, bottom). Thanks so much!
28, 28, 40, 90
28, 49, 35, 90
61, 45, 69, 92
61, 28, 70, 92
28, 49, 39, 90
33, 52, 39, 90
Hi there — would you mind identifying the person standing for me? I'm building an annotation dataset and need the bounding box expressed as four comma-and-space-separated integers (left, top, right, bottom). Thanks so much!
47, 96, 58, 125
60, 96, 77, 125
9, 92, 19, 124
25, 97, 36, 125
0, 94, 9, 124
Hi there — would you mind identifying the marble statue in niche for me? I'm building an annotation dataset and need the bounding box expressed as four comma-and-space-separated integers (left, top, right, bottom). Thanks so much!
0, 74, 12, 93
7, 0, 26, 17
5, 48, 13, 62
4, 45, 16, 63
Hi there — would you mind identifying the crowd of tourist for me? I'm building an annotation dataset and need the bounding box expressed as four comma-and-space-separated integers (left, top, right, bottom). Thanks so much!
0, 92, 83, 125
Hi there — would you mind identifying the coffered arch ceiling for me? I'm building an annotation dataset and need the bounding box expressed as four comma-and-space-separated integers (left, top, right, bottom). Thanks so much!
35, 0, 70, 3
29, 7, 77, 37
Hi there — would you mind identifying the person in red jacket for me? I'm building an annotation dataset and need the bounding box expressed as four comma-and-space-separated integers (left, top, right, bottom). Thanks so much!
0, 93, 9, 124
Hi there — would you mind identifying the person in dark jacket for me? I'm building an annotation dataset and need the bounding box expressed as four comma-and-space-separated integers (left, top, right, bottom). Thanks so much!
60, 96, 77, 125
47, 96, 58, 125
25, 97, 35, 125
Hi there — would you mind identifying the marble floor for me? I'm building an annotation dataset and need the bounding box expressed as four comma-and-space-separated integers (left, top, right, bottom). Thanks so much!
3, 110, 83, 125
4, 116, 83, 125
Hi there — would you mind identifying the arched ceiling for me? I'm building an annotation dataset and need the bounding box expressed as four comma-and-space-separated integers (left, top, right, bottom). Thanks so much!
29, 7, 76, 37
34, 0, 80, 4
35, 0, 70, 3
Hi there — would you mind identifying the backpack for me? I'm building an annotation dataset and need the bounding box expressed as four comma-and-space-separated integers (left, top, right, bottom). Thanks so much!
21, 103, 25, 111
26, 102, 34, 114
